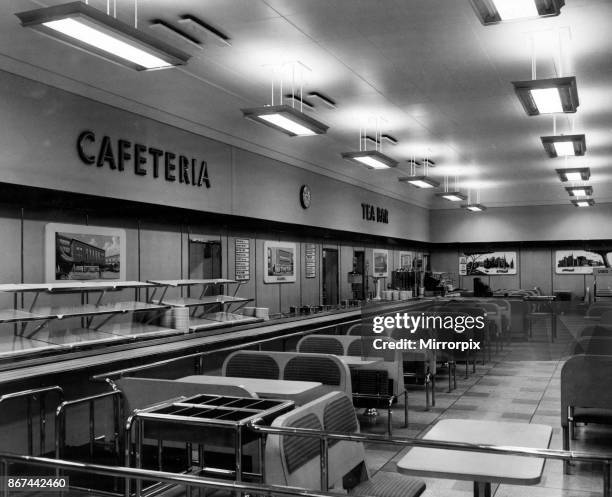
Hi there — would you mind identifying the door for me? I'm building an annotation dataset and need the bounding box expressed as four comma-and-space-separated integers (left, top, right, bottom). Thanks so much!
323, 248, 339, 305
189, 239, 222, 296
353, 250, 365, 300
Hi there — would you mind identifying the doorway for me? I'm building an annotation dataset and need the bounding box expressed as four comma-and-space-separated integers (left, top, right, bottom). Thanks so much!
322, 248, 339, 305
189, 238, 222, 296
352, 250, 365, 300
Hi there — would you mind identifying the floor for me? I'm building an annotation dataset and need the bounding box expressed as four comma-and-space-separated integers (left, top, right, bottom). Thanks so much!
360, 314, 610, 497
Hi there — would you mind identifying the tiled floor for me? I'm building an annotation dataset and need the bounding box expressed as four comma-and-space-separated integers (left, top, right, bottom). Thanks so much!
361, 317, 610, 497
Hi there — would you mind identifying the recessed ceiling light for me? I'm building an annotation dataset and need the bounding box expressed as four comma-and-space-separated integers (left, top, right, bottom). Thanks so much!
464, 204, 487, 212
572, 199, 595, 207
341, 150, 398, 170
565, 186, 593, 197
541, 134, 586, 157
556, 168, 590, 182
470, 0, 565, 25
16, 2, 190, 71
512, 77, 579, 116
436, 192, 467, 202
398, 176, 440, 189
241, 104, 328, 137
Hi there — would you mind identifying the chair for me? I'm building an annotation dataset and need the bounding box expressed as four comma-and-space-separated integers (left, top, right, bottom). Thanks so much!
265, 391, 426, 497
560, 355, 612, 473
297, 335, 344, 355
223, 352, 281, 379
569, 337, 612, 356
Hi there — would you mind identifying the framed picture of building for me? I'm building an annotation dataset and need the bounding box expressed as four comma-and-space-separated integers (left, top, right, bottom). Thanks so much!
372, 249, 389, 277
555, 250, 607, 274
459, 251, 517, 276
264, 241, 296, 283
45, 223, 126, 282
399, 251, 412, 269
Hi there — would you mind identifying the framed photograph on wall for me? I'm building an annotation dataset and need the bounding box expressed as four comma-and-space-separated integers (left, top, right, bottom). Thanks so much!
45, 223, 126, 282
459, 251, 517, 276
264, 241, 297, 283
555, 250, 607, 274
372, 249, 389, 277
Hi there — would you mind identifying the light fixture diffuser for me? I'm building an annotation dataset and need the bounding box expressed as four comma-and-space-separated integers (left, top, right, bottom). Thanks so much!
398, 176, 440, 189
241, 104, 328, 137
464, 204, 487, 212
512, 77, 579, 116
16, 2, 190, 71
556, 168, 590, 182
572, 199, 595, 207
541, 134, 586, 158
342, 150, 398, 170
436, 192, 467, 202
470, 0, 564, 25
565, 186, 593, 197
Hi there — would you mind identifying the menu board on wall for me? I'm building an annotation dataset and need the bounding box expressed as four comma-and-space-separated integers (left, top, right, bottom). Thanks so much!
459, 251, 517, 276
305, 244, 316, 278
234, 238, 250, 281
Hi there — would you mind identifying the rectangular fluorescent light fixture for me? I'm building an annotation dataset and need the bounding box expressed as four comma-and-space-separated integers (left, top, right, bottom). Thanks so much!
556, 168, 590, 182
541, 134, 586, 158
241, 104, 328, 137
308, 91, 336, 109
342, 150, 398, 170
464, 204, 487, 212
398, 176, 440, 189
470, 0, 564, 25
572, 199, 595, 207
382, 134, 398, 145
512, 77, 579, 116
177, 15, 231, 47
436, 192, 467, 202
16, 2, 190, 71
565, 186, 593, 197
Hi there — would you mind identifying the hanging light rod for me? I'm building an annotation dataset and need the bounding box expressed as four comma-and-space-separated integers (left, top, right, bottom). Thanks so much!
556, 167, 590, 182
436, 192, 467, 202
542, 134, 586, 157
16, 2, 190, 71
571, 198, 595, 207
470, 0, 564, 25
342, 150, 398, 170
284, 93, 315, 109
464, 204, 487, 212
566, 186, 593, 197
398, 176, 440, 189
241, 104, 328, 137
512, 77, 579, 115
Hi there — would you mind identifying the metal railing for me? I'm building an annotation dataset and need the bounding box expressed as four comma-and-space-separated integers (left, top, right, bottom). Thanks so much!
0, 452, 357, 497
91, 318, 362, 382
248, 421, 612, 497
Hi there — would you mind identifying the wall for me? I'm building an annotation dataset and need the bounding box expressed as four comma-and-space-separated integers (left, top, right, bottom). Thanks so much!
430, 203, 612, 243
0, 69, 429, 242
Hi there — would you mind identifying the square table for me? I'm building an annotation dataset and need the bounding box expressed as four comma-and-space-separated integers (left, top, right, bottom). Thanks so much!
336, 355, 383, 368
177, 375, 323, 403
397, 419, 553, 497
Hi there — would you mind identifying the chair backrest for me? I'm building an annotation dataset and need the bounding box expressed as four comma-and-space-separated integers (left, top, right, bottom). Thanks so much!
223, 351, 281, 379
222, 350, 352, 396
586, 305, 612, 318
296, 335, 345, 355
265, 391, 364, 490
115, 377, 256, 415
561, 355, 612, 427
570, 337, 612, 356
577, 325, 612, 339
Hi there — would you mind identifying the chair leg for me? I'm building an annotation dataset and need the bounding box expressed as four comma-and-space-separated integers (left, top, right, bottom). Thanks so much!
424, 373, 431, 411
453, 362, 457, 390
387, 406, 392, 436
403, 390, 408, 428
563, 425, 571, 474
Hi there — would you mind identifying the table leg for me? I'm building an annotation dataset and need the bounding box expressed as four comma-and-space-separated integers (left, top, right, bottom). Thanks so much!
473, 481, 491, 497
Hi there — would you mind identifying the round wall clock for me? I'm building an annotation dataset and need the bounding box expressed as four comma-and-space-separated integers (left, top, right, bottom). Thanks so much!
300, 184, 312, 209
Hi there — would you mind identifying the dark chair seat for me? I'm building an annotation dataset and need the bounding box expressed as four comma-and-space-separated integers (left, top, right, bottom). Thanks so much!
350, 471, 426, 497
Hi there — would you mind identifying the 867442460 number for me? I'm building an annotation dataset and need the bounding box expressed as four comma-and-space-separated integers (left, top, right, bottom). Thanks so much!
3, 477, 68, 492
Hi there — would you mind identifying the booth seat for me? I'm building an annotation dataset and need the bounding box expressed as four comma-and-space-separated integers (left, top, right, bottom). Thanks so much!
264, 391, 425, 497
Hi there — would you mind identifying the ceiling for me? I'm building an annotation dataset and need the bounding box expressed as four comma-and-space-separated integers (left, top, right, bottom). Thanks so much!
1, 0, 611, 209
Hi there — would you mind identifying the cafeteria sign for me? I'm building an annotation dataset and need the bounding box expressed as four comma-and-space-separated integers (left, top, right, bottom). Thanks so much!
76, 130, 211, 188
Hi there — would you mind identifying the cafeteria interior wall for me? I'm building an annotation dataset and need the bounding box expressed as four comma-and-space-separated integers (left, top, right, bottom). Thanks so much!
0, 69, 429, 242
430, 203, 612, 243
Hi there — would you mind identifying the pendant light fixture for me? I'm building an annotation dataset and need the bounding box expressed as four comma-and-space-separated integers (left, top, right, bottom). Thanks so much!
541, 134, 586, 157
399, 157, 439, 188
463, 189, 486, 212
436, 176, 467, 202
565, 186, 593, 197
470, 0, 564, 25
241, 62, 329, 137
341, 118, 398, 170
572, 199, 595, 207
556, 168, 590, 182
16, 1, 190, 71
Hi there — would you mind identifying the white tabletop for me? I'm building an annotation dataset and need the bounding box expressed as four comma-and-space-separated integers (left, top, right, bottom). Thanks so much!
177, 375, 322, 397
337, 356, 383, 367
397, 419, 552, 485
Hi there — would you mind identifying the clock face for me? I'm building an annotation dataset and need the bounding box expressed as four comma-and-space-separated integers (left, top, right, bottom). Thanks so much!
300, 184, 311, 209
